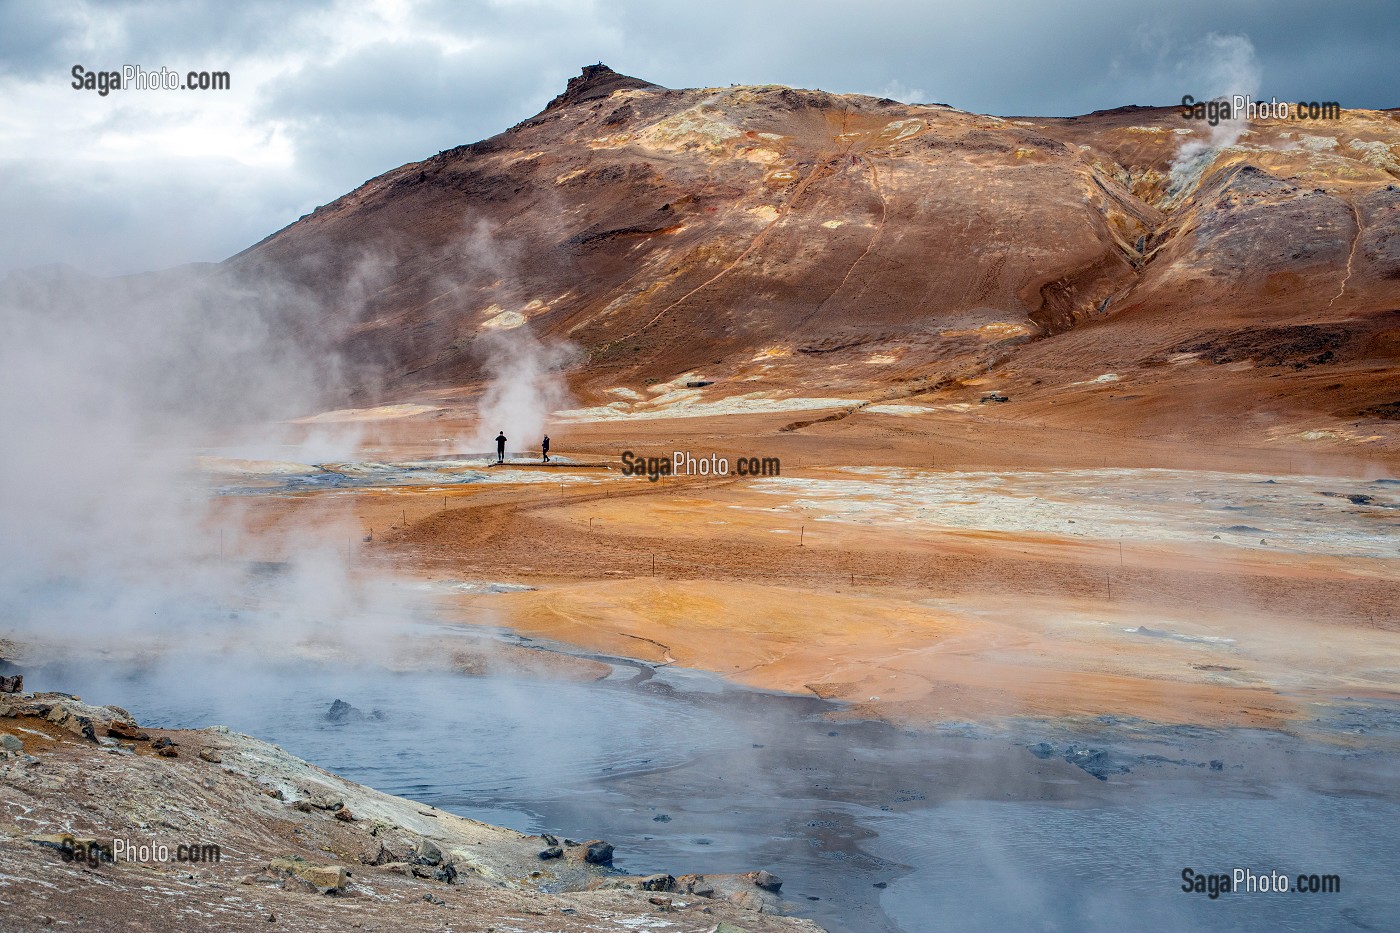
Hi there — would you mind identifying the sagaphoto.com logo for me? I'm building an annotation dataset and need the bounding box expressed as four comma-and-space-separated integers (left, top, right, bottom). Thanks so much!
71, 65, 231, 96
619, 450, 781, 483
1181, 93, 1341, 125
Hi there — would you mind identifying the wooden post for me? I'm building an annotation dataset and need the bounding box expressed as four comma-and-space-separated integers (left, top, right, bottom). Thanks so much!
799, 525, 804, 546
1106, 572, 1111, 599
651, 553, 656, 577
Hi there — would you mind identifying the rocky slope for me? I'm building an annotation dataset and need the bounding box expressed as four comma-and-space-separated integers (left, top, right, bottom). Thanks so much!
226, 64, 1399, 448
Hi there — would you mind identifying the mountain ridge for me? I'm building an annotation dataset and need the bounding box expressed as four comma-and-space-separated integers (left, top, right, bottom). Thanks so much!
221, 64, 1400, 449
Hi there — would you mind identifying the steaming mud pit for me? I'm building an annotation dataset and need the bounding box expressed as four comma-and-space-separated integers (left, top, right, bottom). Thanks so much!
28, 634, 1400, 933
20, 409, 1399, 930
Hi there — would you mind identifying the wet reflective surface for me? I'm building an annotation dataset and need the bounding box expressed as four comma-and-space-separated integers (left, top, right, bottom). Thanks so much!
30, 641, 1400, 932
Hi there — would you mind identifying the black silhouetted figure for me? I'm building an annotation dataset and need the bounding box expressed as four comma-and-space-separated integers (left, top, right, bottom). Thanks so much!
495, 431, 506, 464
542, 435, 550, 463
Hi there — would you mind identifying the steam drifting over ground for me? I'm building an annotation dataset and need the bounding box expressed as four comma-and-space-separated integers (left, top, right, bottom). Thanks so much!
0, 262, 415, 667
466, 327, 577, 455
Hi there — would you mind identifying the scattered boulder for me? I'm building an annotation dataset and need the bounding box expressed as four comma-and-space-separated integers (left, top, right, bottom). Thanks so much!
748, 869, 783, 892
676, 874, 715, 897
45, 708, 98, 742
198, 748, 223, 764
334, 807, 356, 822
1027, 741, 1131, 780
0, 733, 22, 752
412, 838, 444, 866
1061, 744, 1131, 781
537, 846, 563, 860
582, 840, 614, 865
269, 856, 347, 894
107, 720, 149, 742
326, 699, 364, 723
0, 674, 23, 694
361, 842, 401, 866
641, 873, 675, 892
152, 736, 179, 758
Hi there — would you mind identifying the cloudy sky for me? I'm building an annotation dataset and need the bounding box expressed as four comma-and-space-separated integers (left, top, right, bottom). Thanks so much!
1, 0, 1396, 277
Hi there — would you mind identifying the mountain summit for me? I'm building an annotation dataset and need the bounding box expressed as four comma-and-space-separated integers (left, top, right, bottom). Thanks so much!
228, 67, 1400, 446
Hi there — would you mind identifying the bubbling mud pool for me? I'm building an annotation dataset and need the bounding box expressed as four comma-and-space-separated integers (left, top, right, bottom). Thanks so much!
29, 631, 1400, 933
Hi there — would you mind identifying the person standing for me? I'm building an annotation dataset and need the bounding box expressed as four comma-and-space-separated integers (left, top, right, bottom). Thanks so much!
495, 431, 507, 464
542, 435, 551, 463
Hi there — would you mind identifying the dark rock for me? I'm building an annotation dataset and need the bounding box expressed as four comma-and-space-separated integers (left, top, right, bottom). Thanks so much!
1209, 759, 1225, 771
326, 699, 365, 723
641, 873, 674, 892
873, 881, 888, 889
538, 846, 563, 860
433, 862, 458, 884
1027, 742, 1056, 759
0, 674, 23, 693
334, 807, 355, 822
748, 869, 783, 892
1061, 745, 1131, 781
652, 814, 671, 823
583, 840, 614, 865
67, 715, 97, 742
541, 833, 559, 847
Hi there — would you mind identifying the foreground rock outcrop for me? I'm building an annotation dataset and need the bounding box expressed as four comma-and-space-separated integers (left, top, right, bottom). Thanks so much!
0, 691, 822, 932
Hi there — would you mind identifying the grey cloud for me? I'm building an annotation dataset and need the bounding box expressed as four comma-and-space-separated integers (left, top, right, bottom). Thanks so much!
1, 0, 1396, 276
0, 158, 308, 276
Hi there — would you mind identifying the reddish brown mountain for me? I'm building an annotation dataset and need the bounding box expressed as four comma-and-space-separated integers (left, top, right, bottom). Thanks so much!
229, 65, 1400, 448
